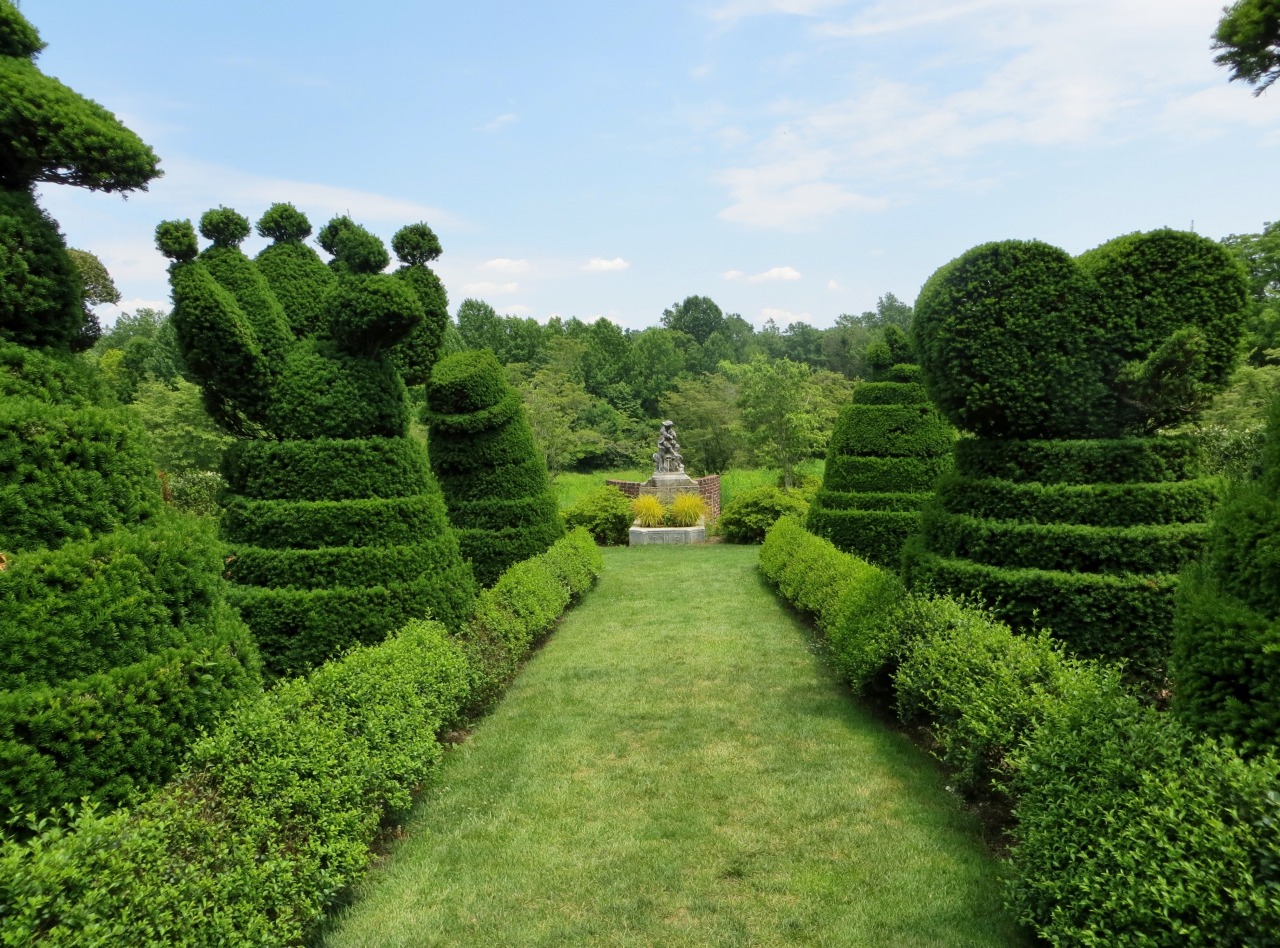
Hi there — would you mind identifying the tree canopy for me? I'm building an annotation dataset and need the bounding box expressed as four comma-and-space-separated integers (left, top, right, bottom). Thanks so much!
1213, 0, 1280, 95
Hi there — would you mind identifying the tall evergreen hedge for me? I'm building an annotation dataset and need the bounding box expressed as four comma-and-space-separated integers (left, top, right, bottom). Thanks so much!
0, 3, 259, 819
906, 230, 1248, 680
158, 207, 474, 676
808, 354, 954, 567
1173, 397, 1280, 750
426, 350, 563, 585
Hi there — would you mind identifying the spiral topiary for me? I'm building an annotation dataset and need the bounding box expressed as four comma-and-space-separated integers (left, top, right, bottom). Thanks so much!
906, 230, 1248, 682
807, 359, 954, 567
425, 350, 563, 586
158, 204, 472, 675
0, 5, 259, 819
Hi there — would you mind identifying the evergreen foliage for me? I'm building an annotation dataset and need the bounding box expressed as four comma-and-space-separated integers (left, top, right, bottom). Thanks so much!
563, 486, 633, 545
1173, 398, 1280, 750
426, 350, 563, 586
808, 360, 954, 566
159, 204, 473, 674
0, 5, 258, 819
907, 231, 1248, 678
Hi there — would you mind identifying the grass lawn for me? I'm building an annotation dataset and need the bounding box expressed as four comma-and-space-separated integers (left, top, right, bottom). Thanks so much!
323, 545, 1025, 947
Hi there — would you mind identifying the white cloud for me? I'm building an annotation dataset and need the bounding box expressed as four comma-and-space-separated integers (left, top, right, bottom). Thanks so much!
691, 63, 714, 80
582, 257, 630, 272
462, 281, 519, 294
827, 279, 841, 290
725, 266, 803, 282
481, 258, 534, 274
759, 307, 812, 325
499, 304, 533, 317
481, 113, 518, 132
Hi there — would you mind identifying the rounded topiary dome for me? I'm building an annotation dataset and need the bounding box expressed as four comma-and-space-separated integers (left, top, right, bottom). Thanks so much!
426, 350, 564, 586
913, 239, 1109, 440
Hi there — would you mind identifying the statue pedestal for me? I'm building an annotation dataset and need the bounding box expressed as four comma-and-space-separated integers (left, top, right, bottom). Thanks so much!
639, 472, 699, 506
629, 522, 707, 546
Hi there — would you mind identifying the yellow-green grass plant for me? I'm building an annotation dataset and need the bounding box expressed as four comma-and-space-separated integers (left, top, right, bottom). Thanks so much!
630, 494, 667, 528
667, 492, 707, 527
323, 545, 1024, 947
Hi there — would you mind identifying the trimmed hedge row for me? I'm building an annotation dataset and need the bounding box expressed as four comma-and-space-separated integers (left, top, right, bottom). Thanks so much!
759, 517, 1280, 945
426, 350, 563, 586
0, 528, 604, 946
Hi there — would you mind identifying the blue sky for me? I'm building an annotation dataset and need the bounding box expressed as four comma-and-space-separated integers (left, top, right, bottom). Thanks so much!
22, 0, 1280, 330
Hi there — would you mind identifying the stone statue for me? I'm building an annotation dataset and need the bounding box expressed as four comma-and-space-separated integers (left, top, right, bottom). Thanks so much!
652, 420, 685, 474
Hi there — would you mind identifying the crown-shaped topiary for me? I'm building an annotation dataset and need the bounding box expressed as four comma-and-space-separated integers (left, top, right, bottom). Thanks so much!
425, 350, 563, 586
158, 205, 474, 674
905, 230, 1249, 683
0, 2, 259, 821
1173, 395, 1280, 750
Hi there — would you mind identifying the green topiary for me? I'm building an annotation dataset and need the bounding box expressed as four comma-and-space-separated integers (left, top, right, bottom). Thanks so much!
425, 350, 563, 586
160, 205, 474, 675
807, 372, 954, 567
0, 5, 259, 820
907, 232, 1248, 678
563, 486, 632, 546
1173, 397, 1280, 751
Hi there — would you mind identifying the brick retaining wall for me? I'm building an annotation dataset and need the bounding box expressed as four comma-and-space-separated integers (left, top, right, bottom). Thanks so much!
605, 475, 721, 522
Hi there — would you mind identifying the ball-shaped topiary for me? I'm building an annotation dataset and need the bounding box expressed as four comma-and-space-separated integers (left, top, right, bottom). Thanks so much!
160, 206, 475, 674
807, 364, 954, 567
0, 4, 259, 819
1173, 398, 1280, 751
426, 350, 563, 586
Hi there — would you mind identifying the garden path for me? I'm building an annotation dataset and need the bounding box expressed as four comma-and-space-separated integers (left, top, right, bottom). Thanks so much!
324, 544, 1024, 947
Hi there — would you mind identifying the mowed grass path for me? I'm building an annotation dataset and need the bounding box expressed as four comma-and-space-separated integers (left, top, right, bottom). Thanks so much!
325, 545, 1025, 947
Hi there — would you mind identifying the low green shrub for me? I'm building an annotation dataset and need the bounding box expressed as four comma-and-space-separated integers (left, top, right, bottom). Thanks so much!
0, 619, 470, 946
164, 469, 224, 518
1007, 688, 1280, 945
894, 610, 1121, 794
563, 486, 632, 545
718, 485, 808, 544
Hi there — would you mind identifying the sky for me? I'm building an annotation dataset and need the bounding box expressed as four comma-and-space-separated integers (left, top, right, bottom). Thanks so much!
19, 0, 1280, 331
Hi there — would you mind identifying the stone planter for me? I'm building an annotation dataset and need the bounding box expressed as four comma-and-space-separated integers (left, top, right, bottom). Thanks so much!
628, 521, 707, 546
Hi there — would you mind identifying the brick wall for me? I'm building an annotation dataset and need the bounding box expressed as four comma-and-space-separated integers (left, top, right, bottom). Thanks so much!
605, 476, 720, 522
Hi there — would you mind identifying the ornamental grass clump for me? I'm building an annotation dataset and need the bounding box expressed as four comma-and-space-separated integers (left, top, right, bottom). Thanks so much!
906, 230, 1248, 680
0, 1, 260, 820
424, 350, 563, 587
630, 494, 666, 528
157, 204, 474, 676
808, 327, 955, 567
666, 493, 707, 527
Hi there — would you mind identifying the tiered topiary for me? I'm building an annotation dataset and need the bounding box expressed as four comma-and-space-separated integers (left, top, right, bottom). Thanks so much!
158, 205, 475, 676
807, 327, 954, 567
0, 2, 260, 817
905, 232, 1249, 680
425, 350, 563, 586
1172, 396, 1280, 750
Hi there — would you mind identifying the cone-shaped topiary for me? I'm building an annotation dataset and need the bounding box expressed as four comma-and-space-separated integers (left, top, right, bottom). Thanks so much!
807, 359, 955, 567
159, 206, 473, 675
425, 350, 563, 586
1173, 396, 1280, 750
906, 230, 1248, 682
0, 4, 259, 820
